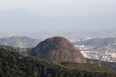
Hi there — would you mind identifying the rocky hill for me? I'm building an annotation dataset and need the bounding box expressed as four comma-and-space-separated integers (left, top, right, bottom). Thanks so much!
29, 37, 86, 63
0, 36, 40, 48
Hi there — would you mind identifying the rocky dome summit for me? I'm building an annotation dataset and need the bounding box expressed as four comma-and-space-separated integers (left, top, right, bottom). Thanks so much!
29, 36, 87, 63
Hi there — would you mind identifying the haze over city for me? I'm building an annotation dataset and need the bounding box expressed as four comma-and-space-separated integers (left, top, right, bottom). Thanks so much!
0, 0, 116, 36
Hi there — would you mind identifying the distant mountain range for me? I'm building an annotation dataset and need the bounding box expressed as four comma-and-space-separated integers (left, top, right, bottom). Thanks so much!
73, 37, 116, 46
0, 36, 40, 48
0, 9, 116, 33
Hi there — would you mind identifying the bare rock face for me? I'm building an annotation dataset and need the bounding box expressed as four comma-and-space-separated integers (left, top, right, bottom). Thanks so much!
29, 37, 87, 63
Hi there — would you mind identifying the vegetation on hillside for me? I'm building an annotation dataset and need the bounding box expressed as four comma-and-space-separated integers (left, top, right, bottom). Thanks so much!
1, 46, 116, 77
60, 62, 114, 72
1, 44, 116, 73
0, 45, 32, 54
86, 58, 116, 72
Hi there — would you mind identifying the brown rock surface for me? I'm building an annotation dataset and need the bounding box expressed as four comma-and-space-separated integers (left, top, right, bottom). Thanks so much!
29, 36, 87, 63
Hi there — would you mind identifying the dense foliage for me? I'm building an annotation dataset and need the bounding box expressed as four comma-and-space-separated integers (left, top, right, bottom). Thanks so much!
0, 45, 29, 51
60, 62, 113, 72
1, 45, 116, 72
1, 46, 116, 77
0, 45, 31, 54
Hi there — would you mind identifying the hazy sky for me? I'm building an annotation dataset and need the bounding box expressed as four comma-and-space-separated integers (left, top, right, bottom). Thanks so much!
0, 0, 116, 36
0, 0, 116, 17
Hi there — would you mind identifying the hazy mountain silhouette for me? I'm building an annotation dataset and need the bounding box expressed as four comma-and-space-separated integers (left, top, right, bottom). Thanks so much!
0, 9, 116, 33
73, 37, 116, 46
0, 36, 40, 48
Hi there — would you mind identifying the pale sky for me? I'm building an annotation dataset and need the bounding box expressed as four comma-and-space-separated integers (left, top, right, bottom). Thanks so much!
0, 0, 116, 36
0, 0, 116, 17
